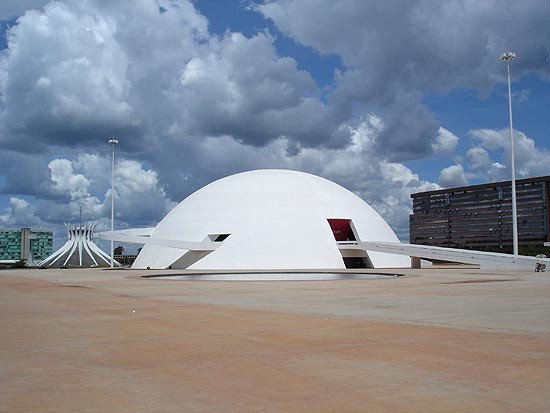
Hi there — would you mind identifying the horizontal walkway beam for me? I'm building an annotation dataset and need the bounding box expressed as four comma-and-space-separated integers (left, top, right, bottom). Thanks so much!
354, 241, 550, 270
100, 230, 220, 251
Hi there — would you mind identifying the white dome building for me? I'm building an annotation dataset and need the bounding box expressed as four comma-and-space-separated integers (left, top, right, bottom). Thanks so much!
114, 170, 409, 270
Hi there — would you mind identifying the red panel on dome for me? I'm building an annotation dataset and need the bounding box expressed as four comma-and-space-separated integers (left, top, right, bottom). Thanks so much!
327, 219, 352, 241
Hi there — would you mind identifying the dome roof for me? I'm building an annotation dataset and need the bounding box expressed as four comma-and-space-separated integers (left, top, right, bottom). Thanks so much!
133, 169, 409, 269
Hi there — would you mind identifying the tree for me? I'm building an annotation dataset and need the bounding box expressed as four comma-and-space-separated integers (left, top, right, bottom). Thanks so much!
114, 245, 124, 255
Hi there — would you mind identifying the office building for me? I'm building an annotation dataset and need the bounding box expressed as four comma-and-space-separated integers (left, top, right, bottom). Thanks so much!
0, 227, 53, 261
410, 176, 550, 252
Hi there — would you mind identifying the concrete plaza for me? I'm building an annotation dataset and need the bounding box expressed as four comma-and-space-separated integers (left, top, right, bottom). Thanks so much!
1, 267, 549, 412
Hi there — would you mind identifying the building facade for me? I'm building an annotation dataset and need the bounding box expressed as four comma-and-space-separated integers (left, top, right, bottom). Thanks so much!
104, 169, 410, 270
409, 176, 550, 253
0, 228, 53, 261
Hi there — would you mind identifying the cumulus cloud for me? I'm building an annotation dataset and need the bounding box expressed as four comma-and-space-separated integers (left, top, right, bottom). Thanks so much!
0, 197, 44, 226
1, 153, 174, 236
257, 0, 550, 86
0, 0, 209, 151
42, 158, 103, 222
468, 128, 550, 180
466, 146, 507, 182
438, 164, 468, 188
1, 1, 134, 150
0, 0, 340, 154
49, 159, 95, 200
469, 128, 507, 150
179, 31, 332, 147
108, 159, 176, 225
432, 127, 460, 155
2, 0, 506, 160
257, 0, 550, 158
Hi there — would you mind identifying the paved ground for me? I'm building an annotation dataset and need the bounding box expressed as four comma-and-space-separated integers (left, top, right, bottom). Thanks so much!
1, 267, 549, 412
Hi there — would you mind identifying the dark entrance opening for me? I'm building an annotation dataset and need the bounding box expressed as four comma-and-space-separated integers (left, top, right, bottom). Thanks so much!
342, 257, 368, 268
208, 234, 231, 242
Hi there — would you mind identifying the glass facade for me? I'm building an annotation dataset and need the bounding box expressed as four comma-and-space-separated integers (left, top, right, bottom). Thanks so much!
0, 228, 53, 261
31, 230, 54, 261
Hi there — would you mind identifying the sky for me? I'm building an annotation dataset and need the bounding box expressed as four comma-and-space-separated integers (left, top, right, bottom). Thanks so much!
0, 0, 549, 251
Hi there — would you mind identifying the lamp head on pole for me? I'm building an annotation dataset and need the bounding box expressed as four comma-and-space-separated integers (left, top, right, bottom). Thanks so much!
108, 138, 119, 146
500, 52, 516, 62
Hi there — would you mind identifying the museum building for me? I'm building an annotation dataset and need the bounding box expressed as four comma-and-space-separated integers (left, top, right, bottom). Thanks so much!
104, 169, 410, 270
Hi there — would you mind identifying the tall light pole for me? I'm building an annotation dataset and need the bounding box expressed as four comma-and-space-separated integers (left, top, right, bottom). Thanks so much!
500, 51, 518, 258
108, 138, 119, 267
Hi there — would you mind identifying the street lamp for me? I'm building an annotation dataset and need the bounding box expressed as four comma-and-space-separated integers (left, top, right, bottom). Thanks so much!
108, 138, 119, 267
500, 51, 518, 258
